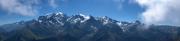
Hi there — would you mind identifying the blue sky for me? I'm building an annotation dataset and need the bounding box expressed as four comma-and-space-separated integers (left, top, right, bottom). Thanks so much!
0, 0, 144, 25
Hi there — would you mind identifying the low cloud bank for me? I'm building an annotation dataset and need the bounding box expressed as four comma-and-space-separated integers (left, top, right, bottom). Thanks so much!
136, 0, 180, 26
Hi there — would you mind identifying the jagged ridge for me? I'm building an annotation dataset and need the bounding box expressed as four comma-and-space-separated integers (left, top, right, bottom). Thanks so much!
0, 12, 180, 41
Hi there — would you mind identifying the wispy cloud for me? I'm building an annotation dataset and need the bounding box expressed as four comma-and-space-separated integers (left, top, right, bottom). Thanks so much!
0, 0, 61, 16
49, 0, 58, 8
113, 0, 125, 10
0, 0, 38, 16
136, 0, 180, 26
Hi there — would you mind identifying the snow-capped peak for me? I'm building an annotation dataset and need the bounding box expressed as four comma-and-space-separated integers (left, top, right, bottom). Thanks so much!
45, 12, 65, 19
116, 22, 122, 26
79, 14, 90, 23
79, 14, 90, 19
55, 12, 63, 15
100, 16, 111, 25
102, 16, 108, 19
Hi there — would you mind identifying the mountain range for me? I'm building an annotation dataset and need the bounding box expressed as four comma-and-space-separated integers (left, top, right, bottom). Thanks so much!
0, 12, 180, 41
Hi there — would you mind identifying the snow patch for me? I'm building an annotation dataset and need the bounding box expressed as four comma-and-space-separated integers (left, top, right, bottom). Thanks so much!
79, 14, 90, 23
38, 20, 42, 23
103, 19, 109, 25
116, 22, 122, 26
56, 12, 63, 16
102, 16, 109, 25
55, 19, 64, 25
49, 21, 54, 24
74, 18, 81, 23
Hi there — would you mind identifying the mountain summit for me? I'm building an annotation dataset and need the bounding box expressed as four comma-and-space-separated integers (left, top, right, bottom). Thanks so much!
0, 12, 180, 41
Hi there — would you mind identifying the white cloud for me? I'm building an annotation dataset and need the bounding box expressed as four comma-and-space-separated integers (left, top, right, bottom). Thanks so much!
0, 0, 38, 16
113, 0, 125, 10
136, 0, 180, 26
0, 0, 61, 16
49, 0, 58, 8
